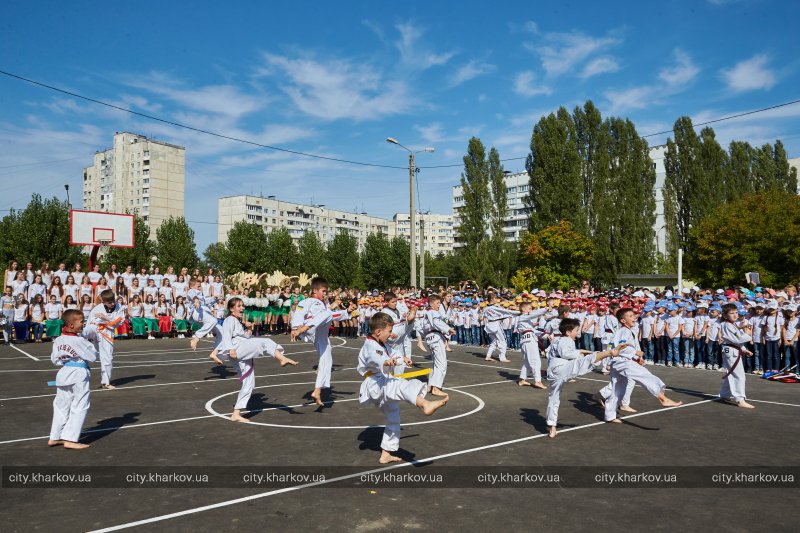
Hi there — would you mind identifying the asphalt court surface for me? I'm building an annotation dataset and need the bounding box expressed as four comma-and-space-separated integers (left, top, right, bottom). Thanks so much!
1, 335, 799, 532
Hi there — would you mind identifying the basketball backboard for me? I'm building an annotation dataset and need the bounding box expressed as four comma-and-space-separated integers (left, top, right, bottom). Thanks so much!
70, 209, 135, 248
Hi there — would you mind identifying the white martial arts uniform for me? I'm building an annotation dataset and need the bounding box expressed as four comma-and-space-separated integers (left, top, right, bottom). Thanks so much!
516, 310, 548, 383
546, 336, 603, 427
483, 305, 521, 362
420, 309, 451, 389
384, 305, 411, 375
49, 332, 98, 442
84, 303, 125, 386
719, 322, 751, 402
603, 326, 666, 421
398, 299, 413, 357
217, 316, 284, 410
188, 288, 220, 340
291, 297, 350, 390
357, 336, 426, 452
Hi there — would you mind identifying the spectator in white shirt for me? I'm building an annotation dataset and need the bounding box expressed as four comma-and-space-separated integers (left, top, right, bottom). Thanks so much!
71, 263, 85, 285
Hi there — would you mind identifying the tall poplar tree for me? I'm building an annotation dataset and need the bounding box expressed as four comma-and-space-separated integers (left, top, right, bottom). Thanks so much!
457, 137, 492, 285
525, 107, 584, 234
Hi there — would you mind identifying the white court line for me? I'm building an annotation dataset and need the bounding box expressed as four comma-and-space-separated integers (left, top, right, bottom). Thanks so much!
8, 343, 40, 361
748, 398, 800, 408
0, 348, 325, 373
0, 377, 503, 445
0, 365, 362, 402
88, 398, 716, 533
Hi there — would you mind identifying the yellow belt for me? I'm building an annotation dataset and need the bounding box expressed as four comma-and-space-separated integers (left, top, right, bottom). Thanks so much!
364, 368, 432, 379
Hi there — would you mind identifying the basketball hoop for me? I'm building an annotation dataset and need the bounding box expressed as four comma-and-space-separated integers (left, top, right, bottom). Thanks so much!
89, 239, 114, 270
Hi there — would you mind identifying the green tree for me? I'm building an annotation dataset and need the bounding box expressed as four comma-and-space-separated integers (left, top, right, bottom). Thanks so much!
326, 230, 359, 288
104, 215, 155, 270
525, 107, 584, 233
511, 221, 594, 291
753, 143, 778, 191
388, 236, 410, 287
487, 146, 515, 287
663, 116, 703, 266
725, 141, 754, 201
202, 242, 227, 272
774, 140, 798, 193
154, 216, 199, 271
221, 220, 268, 273
0, 194, 83, 267
456, 137, 493, 286
361, 233, 393, 289
264, 227, 298, 273
573, 100, 608, 236
695, 127, 728, 221
686, 191, 800, 287
297, 231, 328, 278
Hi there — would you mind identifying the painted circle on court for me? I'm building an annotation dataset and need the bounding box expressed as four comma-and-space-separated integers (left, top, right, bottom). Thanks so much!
204, 380, 485, 429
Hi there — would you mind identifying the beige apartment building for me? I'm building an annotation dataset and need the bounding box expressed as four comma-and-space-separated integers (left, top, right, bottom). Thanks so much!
83, 132, 185, 235
392, 213, 455, 256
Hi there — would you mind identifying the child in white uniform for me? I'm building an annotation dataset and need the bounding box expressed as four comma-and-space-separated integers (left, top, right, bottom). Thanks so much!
604, 308, 683, 424
212, 297, 298, 423
84, 289, 126, 390
291, 277, 354, 406
382, 292, 415, 376
358, 312, 449, 464
48, 309, 98, 449
515, 301, 548, 388
546, 318, 624, 438
419, 294, 455, 396
483, 292, 521, 362
189, 279, 220, 350
719, 303, 755, 408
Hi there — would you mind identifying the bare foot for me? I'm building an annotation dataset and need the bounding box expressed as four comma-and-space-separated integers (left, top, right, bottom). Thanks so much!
592, 393, 605, 407
277, 355, 299, 367
567, 379, 577, 383
499, 359, 511, 364
518, 379, 532, 387
619, 405, 638, 413
230, 411, 251, 423
533, 382, 547, 389
100, 383, 116, 390
429, 386, 448, 397
548, 426, 557, 438
310, 389, 324, 407
607, 418, 622, 424
659, 396, 682, 407
63, 441, 91, 449
190, 337, 199, 351
419, 394, 449, 415
209, 353, 224, 365
737, 400, 755, 409
47, 439, 63, 447
485, 357, 493, 362
379, 450, 403, 464
445, 347, 453, 352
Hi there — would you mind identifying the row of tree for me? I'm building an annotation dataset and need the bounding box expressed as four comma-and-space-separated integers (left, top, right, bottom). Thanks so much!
663, 117, 797, 268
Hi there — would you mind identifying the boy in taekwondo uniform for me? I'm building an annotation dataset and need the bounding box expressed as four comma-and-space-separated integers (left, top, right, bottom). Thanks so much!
84, 289, 126, 390
291, 277, 355, 406
719, 303, 755, 409
483, 292, 522, 362
603, 308, 683, 424
419, 294, 456, 396
358, 311, 448, 464
381, 291, 416, 376
516, 300, 549, 388
48, 309, 98, 449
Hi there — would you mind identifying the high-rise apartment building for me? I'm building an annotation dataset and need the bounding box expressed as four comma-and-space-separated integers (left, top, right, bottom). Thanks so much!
83, 132, 185, 235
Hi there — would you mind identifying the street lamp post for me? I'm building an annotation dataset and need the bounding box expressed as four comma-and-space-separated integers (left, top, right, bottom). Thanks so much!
386, 138, 434, 290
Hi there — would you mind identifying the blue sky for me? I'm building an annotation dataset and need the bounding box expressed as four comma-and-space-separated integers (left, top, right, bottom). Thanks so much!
1, 0, 799, 253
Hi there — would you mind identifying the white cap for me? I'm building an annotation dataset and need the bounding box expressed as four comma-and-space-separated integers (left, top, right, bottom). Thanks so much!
766, 300, 779, 310
664, 290, 674, 297
776, 291, 788, 299
633, 290, 645, 297
681, 287, 691, 294
692, 285, 700, 291
697, 302, 709, 309
716, 289, 724, 294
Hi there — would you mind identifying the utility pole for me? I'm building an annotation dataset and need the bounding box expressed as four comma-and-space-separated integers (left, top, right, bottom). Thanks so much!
419, 214, 425, 289
409, 153, 416, 289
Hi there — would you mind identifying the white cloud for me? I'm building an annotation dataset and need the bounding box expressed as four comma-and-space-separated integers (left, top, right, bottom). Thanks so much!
263, 53, 416, 121
478, 94, 487, 102
581, 56, 620, 78
415, 123, 446, 144
659, 49, 700, 86
528, 31, 621, 77
721, 54, 777, 92
449, 59, 496, 86
124, 72, 265, 119
524, 21, 539, 34
394, 22, 456, 69
513, 71, 552, 97
604, 86, 655, 114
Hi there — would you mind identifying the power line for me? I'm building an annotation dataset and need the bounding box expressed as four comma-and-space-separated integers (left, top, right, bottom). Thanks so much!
0, 156, 86, 170
0, 69, 407, 171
